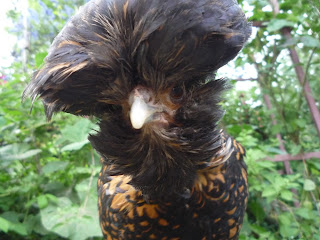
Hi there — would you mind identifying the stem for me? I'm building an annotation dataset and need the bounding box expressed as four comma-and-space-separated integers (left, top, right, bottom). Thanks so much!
298, 47, 316, 110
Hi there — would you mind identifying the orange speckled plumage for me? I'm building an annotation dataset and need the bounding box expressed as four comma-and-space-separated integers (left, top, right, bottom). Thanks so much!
98, 132, 247, 239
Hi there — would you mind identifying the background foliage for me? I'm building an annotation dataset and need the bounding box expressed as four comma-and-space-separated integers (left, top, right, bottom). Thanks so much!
0, 0, 319, 239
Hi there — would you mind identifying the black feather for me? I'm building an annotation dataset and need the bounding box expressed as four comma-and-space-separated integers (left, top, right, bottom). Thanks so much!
89, 78, 230, 199
23, 0, 251, 120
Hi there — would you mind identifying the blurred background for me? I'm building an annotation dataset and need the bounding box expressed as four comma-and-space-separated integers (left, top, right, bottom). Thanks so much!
0, 0, 319, 239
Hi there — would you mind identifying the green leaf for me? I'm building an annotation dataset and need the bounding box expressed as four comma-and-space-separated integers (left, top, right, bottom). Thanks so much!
304, 179, 316, 191
0, 211, 21, 223
37, 195, 49, 209
290, 144, 302, 156
262, 187, 277, 198
23, 214, 50, 235
295, 208, 313, 220
10, 223, 28, 236
35, 52, 48, 68
46, 194, 59, 204
43, 182, 66, 193
280, 190, 293, 201
249, 201, 266, 222
0, 144, 42, 167
61, 139, 90, 152
225, 124, 242, 135
279, 213, 300, 238
281, 36, 300, 48
4, 148, 41, 161
279, 226, 299, 238
257, 161, 276, 169
295, 119, 307, 128
42, 161, 69, 174
264, 147, 285, 155
300, 36, 320, 48
278, 213, 292, 226
75, 177, 98, 202
250, 224, 268, 234
267, 19, 295, 32
0, 212, 28, 236
236, 134, 258, 147
60, 118, 96, 143
0, 217, 10, 233
40, 195, 102, 240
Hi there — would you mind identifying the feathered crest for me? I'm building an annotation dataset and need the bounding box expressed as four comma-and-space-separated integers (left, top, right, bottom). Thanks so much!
23, 0, 251, 120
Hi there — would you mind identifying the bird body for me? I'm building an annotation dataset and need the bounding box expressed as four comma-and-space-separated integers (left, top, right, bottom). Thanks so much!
98, 131, 248, 239
23, 0, 251, 239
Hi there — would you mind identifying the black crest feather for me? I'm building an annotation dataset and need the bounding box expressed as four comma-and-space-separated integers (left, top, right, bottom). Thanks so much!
23, 0, 251, 120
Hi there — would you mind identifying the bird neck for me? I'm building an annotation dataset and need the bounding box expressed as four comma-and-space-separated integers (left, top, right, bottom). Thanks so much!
90, 118, 223, 200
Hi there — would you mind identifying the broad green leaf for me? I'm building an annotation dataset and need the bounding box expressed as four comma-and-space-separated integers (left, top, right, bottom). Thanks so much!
37, 195, 49, 209
295, 208, 313, 220
43, 182, 67, 193
304, 179, 316, 191
0, 217, 10, 233
300, 36, 320, 48
262, 187, 277, 197
60, 118, 96, 143
40, 197, 74, 238
4, 149, 42, 161
0, 211, 21, 223
9, 223, 28, 236
75, 177, 98, 202
0, 144, 41, 164
280, 190, 293, 201
46, 194, 59, 203
279, 225, 299, 238
0, 212, 28, 236
295, 119, 307, 128
42, 161, 69, 174
281, 37, 299, 48
278, 213, 292, 226
0, 143, 28, 156
23, 214, 50, 236
61, 139, 90, 152
279, 213, 300, 238
40, 184, 102, 240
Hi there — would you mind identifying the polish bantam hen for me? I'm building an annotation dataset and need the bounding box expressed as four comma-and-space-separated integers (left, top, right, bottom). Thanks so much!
23, 0, 251, 239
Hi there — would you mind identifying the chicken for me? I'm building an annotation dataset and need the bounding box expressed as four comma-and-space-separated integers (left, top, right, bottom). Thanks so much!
23, 0, 251, 239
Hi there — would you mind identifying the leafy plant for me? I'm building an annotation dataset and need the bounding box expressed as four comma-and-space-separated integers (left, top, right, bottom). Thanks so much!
1, 0, 320, 239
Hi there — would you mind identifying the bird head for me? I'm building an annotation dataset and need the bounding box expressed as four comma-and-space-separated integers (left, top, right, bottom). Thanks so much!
23, 0, 251, 200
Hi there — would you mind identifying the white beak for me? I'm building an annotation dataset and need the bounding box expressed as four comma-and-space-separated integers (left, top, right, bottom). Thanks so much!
130, 96, 155, 129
